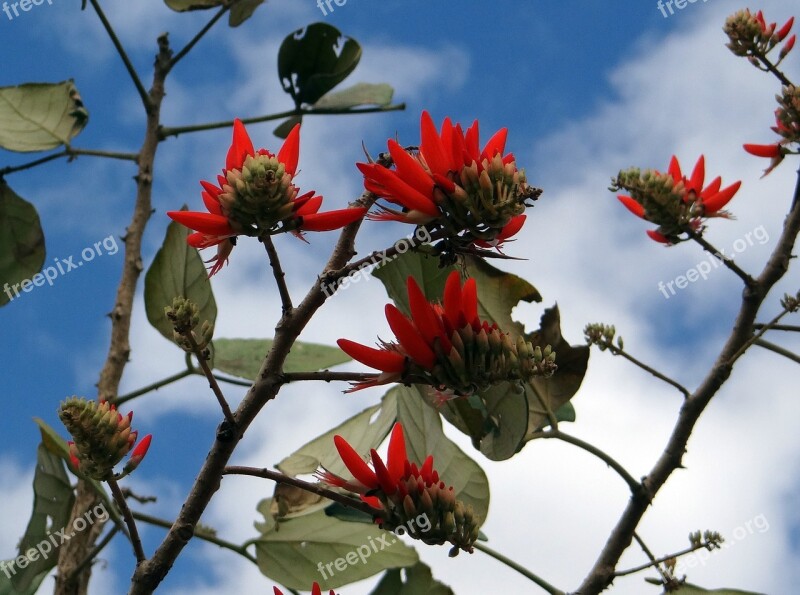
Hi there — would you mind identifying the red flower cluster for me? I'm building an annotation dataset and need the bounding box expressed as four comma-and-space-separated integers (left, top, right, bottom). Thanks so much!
168, 120, 366, 275
357, 111, 536, 252
615, 155, 741, 244
338, 271, 554, 394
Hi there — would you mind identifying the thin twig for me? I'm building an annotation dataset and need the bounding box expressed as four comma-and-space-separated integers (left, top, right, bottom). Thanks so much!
184, 333, 236, 427
753, 323, 800, 332
615, 537, 717, 578
0, 147, 138, 177
603, 344, 690, 399
169, 5, 230, 70
222, 466, 377, 517
262, 235, 293, 315
530, 430, 641, 495
159, 104, 406, 140
473, 542, 565, 595
687, 230, 757, 287
88, 0, 150, 110
754, 338, 800, 364
729, 307, 792, 363
115, 369, 194, 406
630, 532, 672, 585
131, 511, 256, 565
106, 477, 145, 563
280, 371, 377, 383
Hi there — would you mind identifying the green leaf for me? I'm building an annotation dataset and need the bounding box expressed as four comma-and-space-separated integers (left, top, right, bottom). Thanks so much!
0, 444, 75, 595
273, 115, 303, 139
213, 338, 351, 381
276, 390, 398, 478
0, 80, 88, 152
666, 585, 766, 595
229, 0, 264, 26
278, 23, 362, 107
163, 0, 223, 11
369, 562, 454, 595
0, 182, 45, 308
370, 248, 452, 317
394, 385, 489, 525
144, 208, 217, 344
254, 502, 418, 591
314, 83, 394, 110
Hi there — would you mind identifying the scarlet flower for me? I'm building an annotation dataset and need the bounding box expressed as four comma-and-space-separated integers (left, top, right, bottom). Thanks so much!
743, 88, 800, 176
357, 111, 539, 252
725, 9, 796, 59
168, 119, 367, 275
614, 155, 741, 245
273, 583, 335, 595
337, 271, 555, 394
315, 423, 479, 555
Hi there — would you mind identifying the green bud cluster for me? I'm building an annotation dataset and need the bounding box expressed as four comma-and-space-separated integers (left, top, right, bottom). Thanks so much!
218, 152, 300, 234
435, 153, 541, 245
584, 323, 623, 351
724, 10, 775, 57
165, 296, 214, 353
376, 464, 480, 556
776, 85, 800, 145
781, 290, 800, 312
408, 323, 556, 395
59, 397, 137, 480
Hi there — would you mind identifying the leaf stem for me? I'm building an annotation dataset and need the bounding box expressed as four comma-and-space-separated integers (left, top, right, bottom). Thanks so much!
753, 338, 800, 364
88, 0, 150, 110
168, 5, 230, 71
131, 510, 256, 564
222, 466, 377, 517
158, 104, 406, 140
115, 369, 194, 407
106, 477, 146, 563
473, 542, 565, 595
602, 343, 690, 399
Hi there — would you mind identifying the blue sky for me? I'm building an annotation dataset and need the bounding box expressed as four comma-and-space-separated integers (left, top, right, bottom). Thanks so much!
1, 1, 799, 594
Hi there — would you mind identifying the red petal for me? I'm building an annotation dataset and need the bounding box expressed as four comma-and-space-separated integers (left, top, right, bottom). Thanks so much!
278, 123, 300, 176
407, 276, 443, 346
481, 127, 508, 161
357, 163, 440, 217
667, 155, 682, 182
300, 208, 367, 231
168, 211, 233, 236
688, 155, 705, 193
464, 120, 480, 162
385, 304, 437, 369
201, 191, 223, 216
419, 111, 450, 176
462, 278, 478, 325
702, 180, 741, 213
497, 214, 526, 241
333, 435, 379, 490
387, 423, 408, 482
370, 449, 397, 495
295, 195, 323, 216
777, 16, 794, 40
337, 338, 405, 373
420, 455, 434, 485
443, 271, 464, 327
701, 176, 722, 198
388, 140, 435, 198
744, 143, 781, 158
616, 195, 645, 218
273, 588, 284, 595
646, 229, 670, 243
226, 119, 254, 171
130, 434, 152, 463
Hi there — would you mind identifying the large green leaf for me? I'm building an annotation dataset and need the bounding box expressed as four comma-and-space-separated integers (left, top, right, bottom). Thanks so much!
213, 338, 351, 381
0, 182, 45, 307
394, 386, 489, 525
0, 445, 74, 595
276, 389, 398, 478
369, 562, 454, 595
144, 208, 217, 344
163, 0, 223, 11
254, 502, 418, 591
278, 23, 361, 107
0, 81, 88, 152
314, 83, 394, 110
666, 585, 766, 595
229, 0, 264, 26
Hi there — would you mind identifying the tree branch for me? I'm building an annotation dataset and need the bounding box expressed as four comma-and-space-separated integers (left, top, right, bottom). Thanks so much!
473, 542, 565, 595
